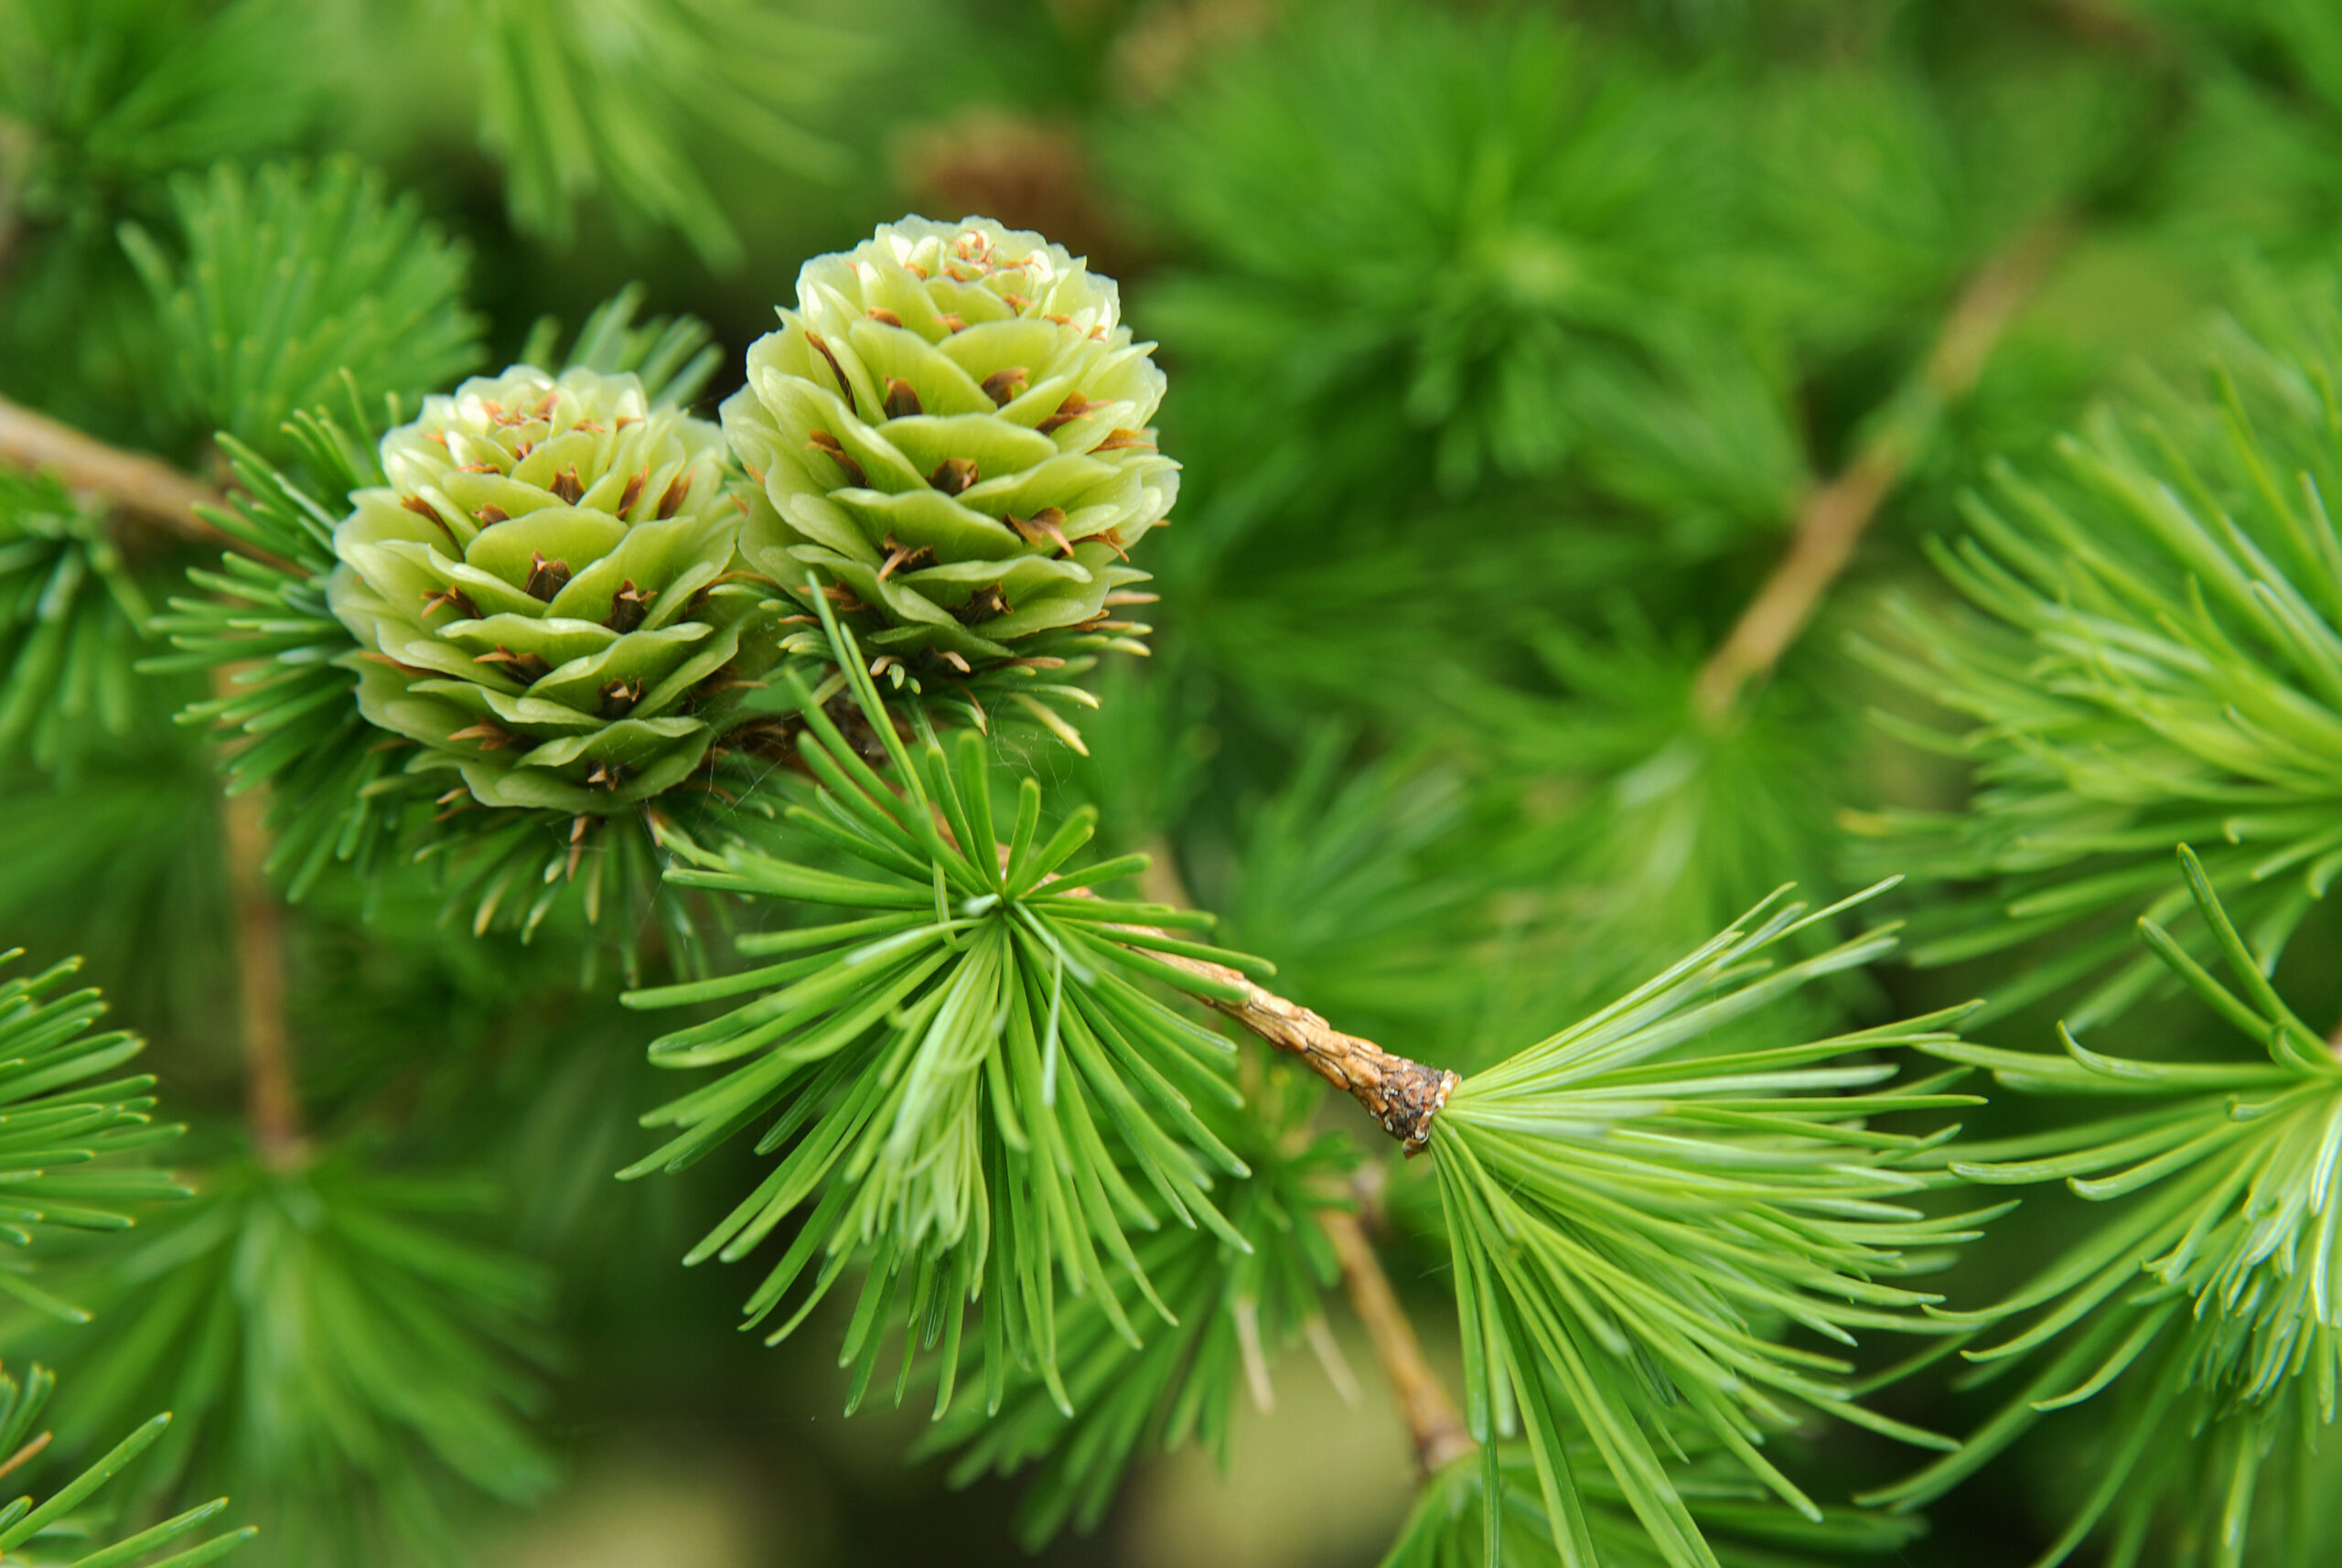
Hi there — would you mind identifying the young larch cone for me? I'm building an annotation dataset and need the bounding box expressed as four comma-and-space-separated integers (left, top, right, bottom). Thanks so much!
328, 365, 773, 816
722, 216, 1172, 696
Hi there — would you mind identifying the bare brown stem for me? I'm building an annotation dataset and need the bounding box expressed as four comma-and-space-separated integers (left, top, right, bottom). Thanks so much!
1101, 910, 1457, 1151
1049, 838, 1462, 1150
212, 682, 304, 1166
0, 117, 29, 283
1318, 1202, 1477, 1475
1119, 840, 1472, 1469
0, 399, 306, 1156
1195, 967, 1458, 1152
0, 392, 245, 554
1693, 215, 2073, 723
0, 1428, 49, 1484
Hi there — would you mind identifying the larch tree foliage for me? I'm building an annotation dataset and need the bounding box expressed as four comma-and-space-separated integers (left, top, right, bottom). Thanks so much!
1, 2, 2341, 1567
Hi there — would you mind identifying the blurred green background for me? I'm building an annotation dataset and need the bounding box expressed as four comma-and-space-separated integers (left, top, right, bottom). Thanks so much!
12, 0, 2342, 1563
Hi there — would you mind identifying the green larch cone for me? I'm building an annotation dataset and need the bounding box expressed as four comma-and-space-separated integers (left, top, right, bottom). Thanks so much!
328, 365, 775, 817
722, 216, 1170, 707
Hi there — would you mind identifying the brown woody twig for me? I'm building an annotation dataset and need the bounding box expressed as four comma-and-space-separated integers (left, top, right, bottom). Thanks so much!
0, 1428, 49, 1485
1121, 841, 1471, 1470
0, 392, 239, 553
1113, 843, 1457, 1152
1692, 215, 2072, 724
0, 398, 306, 1161
1196, 966, 1458, 1152
0, 118, 28, 284
213, 736, 305, 1166
1318, 1199, 1477, 1475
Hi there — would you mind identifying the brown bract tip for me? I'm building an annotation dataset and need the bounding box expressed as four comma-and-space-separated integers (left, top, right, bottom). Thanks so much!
524, 552, 573, 601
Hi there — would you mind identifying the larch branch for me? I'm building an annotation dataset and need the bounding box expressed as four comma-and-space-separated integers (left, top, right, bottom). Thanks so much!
1111, 841, 1457, 1151
1318, 1201, 1477, 1475
1124, 841, 1471, 1470
0, 392, 243, 553
0, 117, 28, 282
1693, 214, 2072, 723
216, 754, 305, 1165
0, 393, 307, 1160
1194, 962, 1458, 1152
